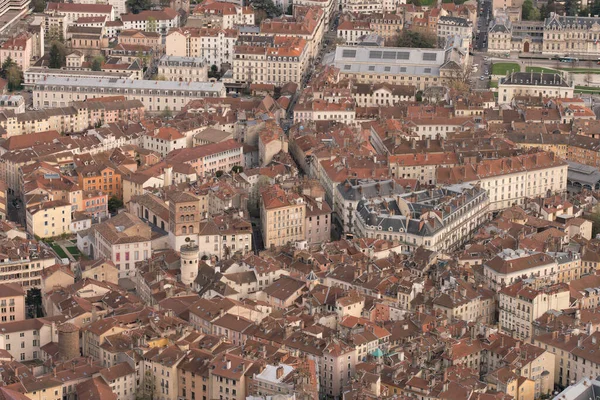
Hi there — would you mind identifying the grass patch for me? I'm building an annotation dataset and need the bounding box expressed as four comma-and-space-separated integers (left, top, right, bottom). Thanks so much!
66, 246, 80, 256
561, 68, 600, 74
575, 86, 600, 94
51, 244, 68, 259
489, 81, 498, 88
491, 62, 520, 75
526, 66, 559, 73
418, 0, 436, 5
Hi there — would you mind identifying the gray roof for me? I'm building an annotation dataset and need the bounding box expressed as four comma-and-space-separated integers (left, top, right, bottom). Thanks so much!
333, 46, 447, 77
355, 183, 487, 237
438, 16, 471, 27
501, 72, 571, 88
158, 55, 206, 67
553, 377, 600, 400
337, 179, 406, 202
567, 161, 600, 188
33, 77, 225, 93
545, 13, 600, 29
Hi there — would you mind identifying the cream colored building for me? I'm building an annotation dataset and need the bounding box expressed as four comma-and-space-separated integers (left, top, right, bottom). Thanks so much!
499, 281, 570, 340
0, 283, 25, 322
233, 37, 310, 86
260, 185, 306, 248
498, 72, 574, 105
436, 152, 568, 212
157, 55, 208, 82
0, 33, 33, 72
140, 345, 185, 400
0, 318, 58, 362
484, 250, 559, 292
166, 27, 238, 68
26, 200, 71, 238
33, 77, 225, 112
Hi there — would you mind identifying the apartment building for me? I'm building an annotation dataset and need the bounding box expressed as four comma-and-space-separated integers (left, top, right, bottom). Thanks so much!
165, 139, 243, 177
0, 318, 58, 362
141, 127, 187, 158
436, 152, 568, 212
0, 283, 25, 322
369, 13, 404, 40
45, 2, 115, 23
33, 77, 226, 112
543, 13, 600, 57
260, 184, 306, 248
83, 212, 152, 279
198, 212, 253, 259
533, 332, 579, 387
208, 353, 253, 400
334, 179, 406, 234
118, 29, 162, 51
404, 116, 475, 139
293, 98, 355, 126
157, 55, 208, 82
166, 27, 238, 68
191, 0, 255, 29
388, 152, 459, 185
353, 183, 489, 253
483, 249, 559, 291
24, 67, 134, 86
498, 72, 574, 105
77, 164, 122, 200
121, 8, 180, 36
437, 16, 472, 48
233, 36, 310, 86
0, 33, 33, 72
499, 281, 570, 340
140, 345, 185, 400
293, 0, 336, 30
26, 200, 72, 238
337, 20, 372, 45
304, 195, 331, 245
0, 0, 30, 20
259, 6, 324, 61
351, 82, 415, 106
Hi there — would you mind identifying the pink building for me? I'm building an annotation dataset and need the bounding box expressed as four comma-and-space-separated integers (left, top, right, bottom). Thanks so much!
0, 33, 33, 72
82, 190, 108, 219
166, 139, 243, 176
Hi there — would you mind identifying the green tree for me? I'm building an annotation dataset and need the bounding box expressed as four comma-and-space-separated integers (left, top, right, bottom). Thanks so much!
127, 0, 152, 14
1, 56, 15, 79
91, 56, 104, 71
32, 0, 46, 12
231, 165, 243, 174
252, 0, 283, 18
209, 64, 219, 78
26, 288, 43, 318
108, 196, 124, 213
396, 31, 436, 48
161, 106, 172, 119
286, 3, 293, 14
6, 65, 22, 92
49, 42, 65, 68
522, 0, 535, 20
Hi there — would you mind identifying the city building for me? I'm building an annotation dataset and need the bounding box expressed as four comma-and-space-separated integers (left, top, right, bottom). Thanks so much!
498, 72, 574, 105
260, 185, 306, 248
33, 77, 226, 111
25, 200, 72, 238
157, 55, 208, 82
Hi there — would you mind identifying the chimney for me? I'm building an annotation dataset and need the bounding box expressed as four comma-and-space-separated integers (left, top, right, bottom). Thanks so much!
226, 359, 232, 369
276, 366, 284, 379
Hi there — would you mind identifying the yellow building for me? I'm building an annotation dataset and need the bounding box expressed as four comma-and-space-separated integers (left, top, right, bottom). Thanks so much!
26, 200, 72, 238
260, 184, 306, 248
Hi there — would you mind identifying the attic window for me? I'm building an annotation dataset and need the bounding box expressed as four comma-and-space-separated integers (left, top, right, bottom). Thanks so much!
384, 67, 391, 72
368, 66, 375, 71
344, 65, 351, 70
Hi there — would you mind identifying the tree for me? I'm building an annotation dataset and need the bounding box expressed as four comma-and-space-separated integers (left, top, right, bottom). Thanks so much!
126, 0, 152, 14
396, 31, 436, 48
1, 56, 15, 79
26, 288, 43, 318
251, 0, 282, 19
32, 0, 46, 12
91, 56, 104, 71
108, 196, 124, 214
49, 42, 65, 68
6, 65, 21, 92
286, 3, 293, 14
444, 66, 472, 93
161, 107, 173, 119
208, 64, 219, 78
522, 0, 535, 20
146, 16, 157, 33
136, 370, 157, 400
231, 165, 243, 174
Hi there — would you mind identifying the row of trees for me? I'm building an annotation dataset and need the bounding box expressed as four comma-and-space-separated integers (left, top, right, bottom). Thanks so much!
396, 31, 437, 48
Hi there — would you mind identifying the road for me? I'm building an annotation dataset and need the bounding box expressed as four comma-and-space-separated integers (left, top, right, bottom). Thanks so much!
475, 0, 492, 51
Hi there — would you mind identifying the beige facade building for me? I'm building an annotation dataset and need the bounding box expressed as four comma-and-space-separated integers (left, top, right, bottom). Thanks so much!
166, 27, 238, 68
26, 200, 71, 238
157, 55, 208, 82
0, 33, 33, 72
498, 72, 574, 105
233, 36, 310, 87
260, 185, 306, 248
499, 281, 570, 340
0, 283, 25, 322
